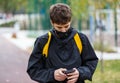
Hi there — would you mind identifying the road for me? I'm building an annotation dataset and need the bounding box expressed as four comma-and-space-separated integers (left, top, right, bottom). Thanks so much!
0, 35, 37, 83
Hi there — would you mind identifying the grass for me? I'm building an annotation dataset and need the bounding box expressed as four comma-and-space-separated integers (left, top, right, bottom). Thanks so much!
85, 60, 120, 83
0, 21, 16, 27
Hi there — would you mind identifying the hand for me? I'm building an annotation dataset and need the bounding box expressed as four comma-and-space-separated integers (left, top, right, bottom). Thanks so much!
54, 68, 67, 81
67, 68, 79, 83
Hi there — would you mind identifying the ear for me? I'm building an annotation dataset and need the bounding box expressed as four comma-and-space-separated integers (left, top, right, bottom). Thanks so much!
69, 21, 72, 24
50, 20, 55, 29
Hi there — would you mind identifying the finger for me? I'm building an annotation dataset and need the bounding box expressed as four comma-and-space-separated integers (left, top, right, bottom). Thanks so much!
59, 70, 67, 76
59, 68, 67, 75
60, 68, 67, 72
67, 78, 77, 83
67, 74, 78, 80
67, 68, 79, 76
73, 68, 79, 72
67, 71, 78, 76
67, 72, 77, 76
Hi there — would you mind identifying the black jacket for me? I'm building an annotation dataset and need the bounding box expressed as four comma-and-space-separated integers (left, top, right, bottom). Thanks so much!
27, 28, 98, 83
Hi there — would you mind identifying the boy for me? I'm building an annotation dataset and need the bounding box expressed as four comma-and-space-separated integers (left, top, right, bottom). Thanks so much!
27, 3, 98, 83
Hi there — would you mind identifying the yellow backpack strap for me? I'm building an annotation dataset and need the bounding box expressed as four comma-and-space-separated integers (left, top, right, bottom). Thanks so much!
42, 32, 51, 57
74, 33, 82, 54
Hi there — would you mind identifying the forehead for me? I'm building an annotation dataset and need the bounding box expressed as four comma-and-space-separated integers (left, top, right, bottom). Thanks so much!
54, 22, 70, 26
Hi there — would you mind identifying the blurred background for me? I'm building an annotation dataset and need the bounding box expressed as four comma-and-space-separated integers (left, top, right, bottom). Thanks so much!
0, 0, 120, 83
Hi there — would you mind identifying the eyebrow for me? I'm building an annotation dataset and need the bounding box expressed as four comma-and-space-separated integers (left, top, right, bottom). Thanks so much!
64, 25, 69, 27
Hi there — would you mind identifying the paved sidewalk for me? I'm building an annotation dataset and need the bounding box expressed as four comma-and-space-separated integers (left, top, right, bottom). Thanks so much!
96, 51, 120, 60
0, 36, 37, 83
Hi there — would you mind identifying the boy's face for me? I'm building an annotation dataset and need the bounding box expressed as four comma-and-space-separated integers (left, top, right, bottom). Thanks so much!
52, 22, 71, 32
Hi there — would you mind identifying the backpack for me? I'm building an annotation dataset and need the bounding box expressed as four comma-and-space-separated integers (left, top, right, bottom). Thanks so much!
42, 31, 82, 57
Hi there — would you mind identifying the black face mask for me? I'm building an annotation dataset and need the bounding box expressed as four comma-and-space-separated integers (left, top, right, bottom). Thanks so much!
54, 28, 72, 39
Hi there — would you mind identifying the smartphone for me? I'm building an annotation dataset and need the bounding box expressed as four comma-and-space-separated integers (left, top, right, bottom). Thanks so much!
63, 69, 75, 74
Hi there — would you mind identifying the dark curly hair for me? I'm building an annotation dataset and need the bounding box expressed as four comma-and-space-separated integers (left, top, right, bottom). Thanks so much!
50, 3, 72, 25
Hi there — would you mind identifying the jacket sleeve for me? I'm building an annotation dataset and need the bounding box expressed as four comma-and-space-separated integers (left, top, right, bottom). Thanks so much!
77, 33, 98, 81
27, 37, 56, 83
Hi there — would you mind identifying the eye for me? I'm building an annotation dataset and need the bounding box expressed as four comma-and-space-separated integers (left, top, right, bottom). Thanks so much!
57, 26, 62, 29
64, 25, 69, 28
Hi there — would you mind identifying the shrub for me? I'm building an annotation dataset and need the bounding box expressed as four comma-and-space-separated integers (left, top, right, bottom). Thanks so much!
93, 41, 117, 53
0, 21, 16, 27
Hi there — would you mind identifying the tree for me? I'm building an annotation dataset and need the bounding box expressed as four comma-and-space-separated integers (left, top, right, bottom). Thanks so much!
68, 0, 89, 30
0, 0, 27, 14
94, 0, 120, 47
69, 0, 88, 19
